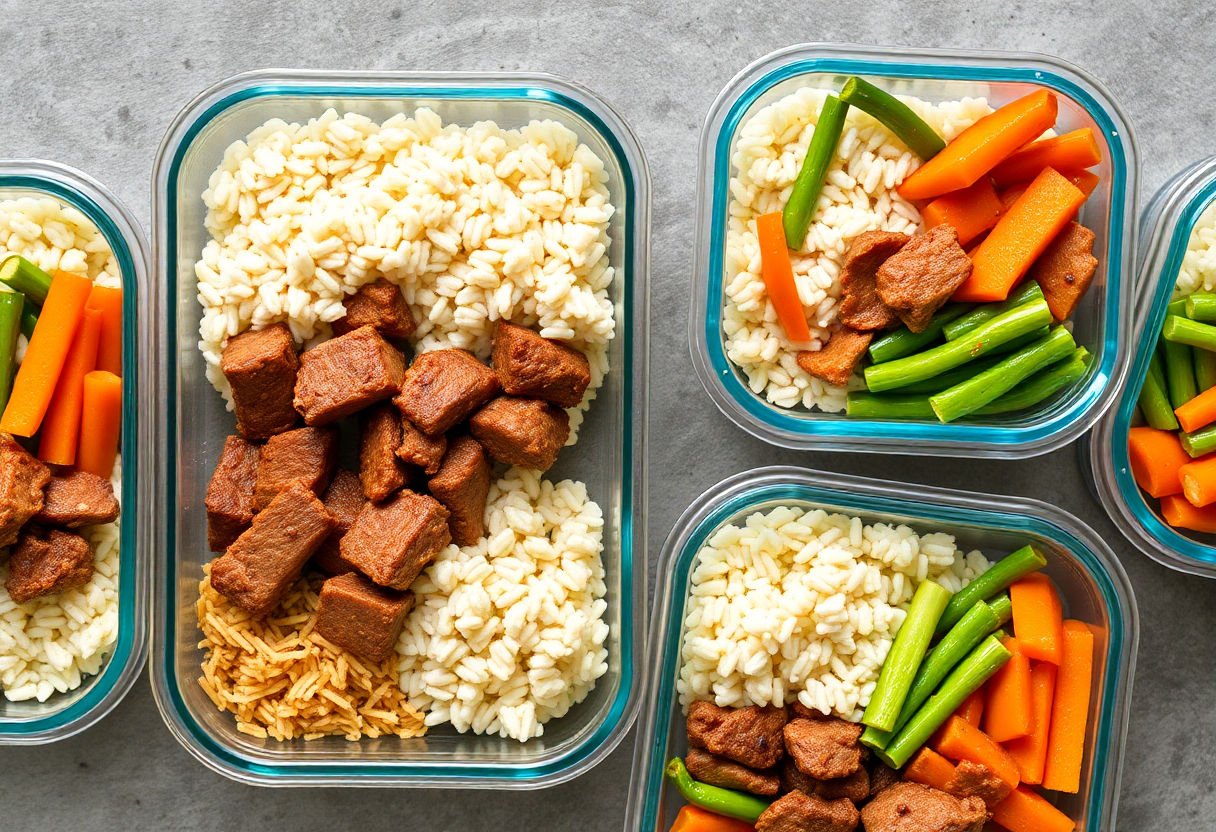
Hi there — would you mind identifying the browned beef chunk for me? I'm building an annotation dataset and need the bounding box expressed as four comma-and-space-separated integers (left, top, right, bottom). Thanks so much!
396, 417, 448, 475
253, 426, 338, 511
0, 434, 50, 549
782, 759, 870, 803
755, 790, 859, 832
784, 716, 863, 780
427, 435, 491, 547
35, 470, 119, 529
339, 490, 451, 590
359, 403, 408, 502
685, 748, 780, 796
468, 396, 569, 471
221, 323, 300, 440
797, 328, 872, 387
294, 325, 406, 426
876, 224, 973, 333
491, 320, 592, 407
1032, 221, 1098, 322
394, 349, 501, 436
687, 701, 787, 770
210, 481, 336, 617
5, 528, 93, 603
333, 279, 416, 341
867, 760, 901, 799
860, 782, 987, 832
311, 469, 367, 576
790, 701, 824, 721
944, 760, 1011, 810
315, 572, 415, 663
205, 435, 260, 552
839, 231, 908, 331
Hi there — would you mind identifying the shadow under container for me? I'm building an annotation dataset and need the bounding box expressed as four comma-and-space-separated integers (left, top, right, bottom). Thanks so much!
627, 466, 1137, 831
0, 161, 151, 744
691, 44, 1138, 457
149, 70, 649, 786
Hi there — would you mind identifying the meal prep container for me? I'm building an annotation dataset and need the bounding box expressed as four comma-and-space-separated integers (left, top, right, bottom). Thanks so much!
627, 466, 1138, 831
149, 70, 649, 787
1089, 157, 1216, 576
0, 161, 151, 744
690, 43, 1139, 457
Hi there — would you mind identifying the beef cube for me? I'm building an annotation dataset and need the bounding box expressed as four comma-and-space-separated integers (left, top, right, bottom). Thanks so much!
5, 528, 93, 603
1032, 221, 1098, 322
210, 481, 336, 617
781, 759, 870, 803
944, 760, 1011, 810
469, 396, 569, 471
784, 716, 863, 780
685, 748, 780, 796
220, 323, 300, 440
860, 782, 987, 832
427, 435, 491, 547
204, 435, 260, 552
359, 403, 408, 503
876, 224, 973, 333
35, 470, 119, 529
396, 417, 447, 475
838, 231, 907, 331
294, 325, 406, 426
0, 434, 50, 549
333, 279, 416, 341
867, 760, 901, 798
311, 470, 367, 576
394, 349, 500, 436
755, 791, 859, 832
315, 572, 415, 663
340, 490, 451, 590
687, 702, 787, 770
491, 321, 592, 407
253, 427, 337, 511
796, 328, 872, 388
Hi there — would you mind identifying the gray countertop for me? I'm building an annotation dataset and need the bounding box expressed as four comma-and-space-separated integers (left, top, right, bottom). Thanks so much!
2, 1, 1213, 828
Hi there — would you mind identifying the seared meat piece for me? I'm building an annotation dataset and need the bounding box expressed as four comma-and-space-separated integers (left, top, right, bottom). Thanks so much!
359, 403, 408, 503
427, 435, 491, 547
790, 701, 825, 721
784, 716, 863, 780
469, 396, 570, 471
34, 470, 119, 529
944, 760, 1011, 810
1032, 221, 1098, 322
333, 279, 416, 341
253, 426, 338, 511
340, 490, 451, 590
220, 323, 300, 440
311, 469, 367, 576
396, 417, 447, 475
0, 434, 50, 549
315, 572, 416, 663
687, 701, 787, 770
782, 759, 870, 803
839, 231, 908, 331
294, 325, 406, 426
860, 782, 987, 832
755, 791, 859, 832
876, 224, 973, 333
210, 481, 336, 617
491, 321, 591, 407
204, 435, 260, 552
868, 761, 901, 799
685, 748, 780, 797
394, 349, 501, 436
797, 329, 872, 388
5, 528, 93, 603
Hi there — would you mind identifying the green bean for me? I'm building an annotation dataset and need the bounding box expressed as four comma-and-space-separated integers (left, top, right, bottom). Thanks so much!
846, 392, 935, 420
0, 291, 23, 411
936, 545, 1047, 636
1182, 424, 1216, 458
665, 758, 771, 822
782, 95, 849, 250
1186, 292, 1216, 322
1196, 349, 1216, 392
869, 304, 972, 364
862, 581, 952, 732
0, 255, 52, 305
942, 282, 1044, 342
838, 77, 946, 160
20, 306, 37, 340
1164, 315, 1216, 356
973, 347, 1091, 416
1139, 356, 1180, 431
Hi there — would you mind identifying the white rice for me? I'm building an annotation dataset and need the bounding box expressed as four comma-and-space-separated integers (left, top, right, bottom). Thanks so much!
194, 108, 617, 442
396, 467, 609, 742
677, 505, 991, 721
722, 89, 992, 411
1175, 200, 1216, 296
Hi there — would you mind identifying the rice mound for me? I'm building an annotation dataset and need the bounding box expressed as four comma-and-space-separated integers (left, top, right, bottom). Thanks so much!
1176, 200, 1216, 296
677, 504, 991, 721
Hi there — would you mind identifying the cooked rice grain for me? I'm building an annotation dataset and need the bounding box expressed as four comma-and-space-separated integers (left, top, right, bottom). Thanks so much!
1176, 201, 1216, 297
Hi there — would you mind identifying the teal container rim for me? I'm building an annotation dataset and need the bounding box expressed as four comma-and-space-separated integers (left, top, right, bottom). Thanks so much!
149, 69, 649, 787
626, 465, 1138, 831
0, 160, 150, 744
690, 43, 1138, 458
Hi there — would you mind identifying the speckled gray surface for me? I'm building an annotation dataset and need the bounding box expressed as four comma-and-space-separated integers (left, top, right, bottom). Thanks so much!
1, 1, 1214, 829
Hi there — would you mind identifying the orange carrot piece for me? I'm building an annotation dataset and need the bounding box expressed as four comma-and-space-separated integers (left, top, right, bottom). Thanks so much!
999, 169, 1099, 211
1180, 456, 1216, 507
1010, 574, 1064, 665
898, 89, 1058, 201
956, 688, 986, 727
1005, 662, 1058, 785
1175, 384, 1216, 433
1042, 620, 1095, 794
86, 284, 122, 376
755, 211, 812, 344
77, 370, 122, 479
904, 747, 958, 792
953, 168, 1087, 303
669, 805, 755, 832
1160, 494, 1216, 533
921, 178, 1003, 246
992, 785, 1075, 832
933, 715, 1021, 790
984, 637, 1034, 742
1127, 426, 1191, 498
0, 270, 93, 436
37, 308, 102, 466
991, 128, 1103, 187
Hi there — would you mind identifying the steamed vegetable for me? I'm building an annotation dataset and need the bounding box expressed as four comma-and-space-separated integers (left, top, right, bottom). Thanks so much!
666, 758, 770, 823
934, 714, 1021, 790
839, 77, 945, 159
669, 805, 756, 832
973, 347, 1089, 415
1181, 424, 1216, 458
868, 304, 971, 363
0, 292, 23, 412
862, 580, 951, 733
1186, 292, 1216, 322
921, 178, 1001, 247
1138, 352, 1179, 430
38, 308, 101, 466
86, 284, 123, 376
937, 545, 1047, 635
1127, 426, 1189, 497
1042, 621, 1095, 794
0, 255, 53, 304
983, 637, 1033, 742
989, 128, 1102, 187
1160, 494, 1216, 532
956, 689, 986, 727
782, 95, 849, 249
1005, 662, 1059, 785
1179, 456, 1216, 507
77, 370, 122, 478
991, 786, 1076, 832
904, 747, 957, 791
943, 281, 1044, 341
1010, 573, 1064, 665
755, 212, 812, 344
1163, 314, 1216, 354
999, 169, 1099, 209
1174, 378, 1216, 433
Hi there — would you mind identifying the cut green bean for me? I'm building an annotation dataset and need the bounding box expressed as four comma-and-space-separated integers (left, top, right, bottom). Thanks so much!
665, 758, 771, 822
19, 306, 37, 340
973, 347, 1091, 416
894, 329, 1048, 395
936, 545, 1047, 636
846, 392, 935, 420
986, 592, 1013, 625
1149, 348, 1167, 392
942, 282, 1044, 342
1187, 293, 1216, 322
1163, 315, 1216, 356
869, 304, 972, 364
862, 581, 952, 732
0, 255, 52, 305
783, 95, 849, 250
1196, 349, 1216, 392
1139, 358, 1180, 431
1163, 334, 1198, 411
1182, 424, 1216, 458
0, 291, 24, 412
839, 76, 946, 160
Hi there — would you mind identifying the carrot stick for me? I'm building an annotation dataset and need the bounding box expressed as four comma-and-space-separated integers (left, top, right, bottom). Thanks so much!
37, 308, 102, 466
669, 805, 756, 832
0, 270, 93, 436
991, 786, 1075, 832
953, 168, 1087, 303
1179, 456, 1216, 507
933, 715, 1021, 790
898, 89, 1058, 201
904, 747, 957, 792
1010, 574, 1064, 665
1174, 383, 1216, 433
991, 128, 1103, 187
86, 284, 122, 376
1127, 426, 1191, 498
983, 637, 1033, 742
1005, 662, 1058, 785
755, 211, 812, 344
77, 370, 122, 479
1160, 494, 1216, 533
955, 688, 985, 727
921, 178, 1002, 246
999, 169, 1099, 210
1042, 620, 1095, 793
